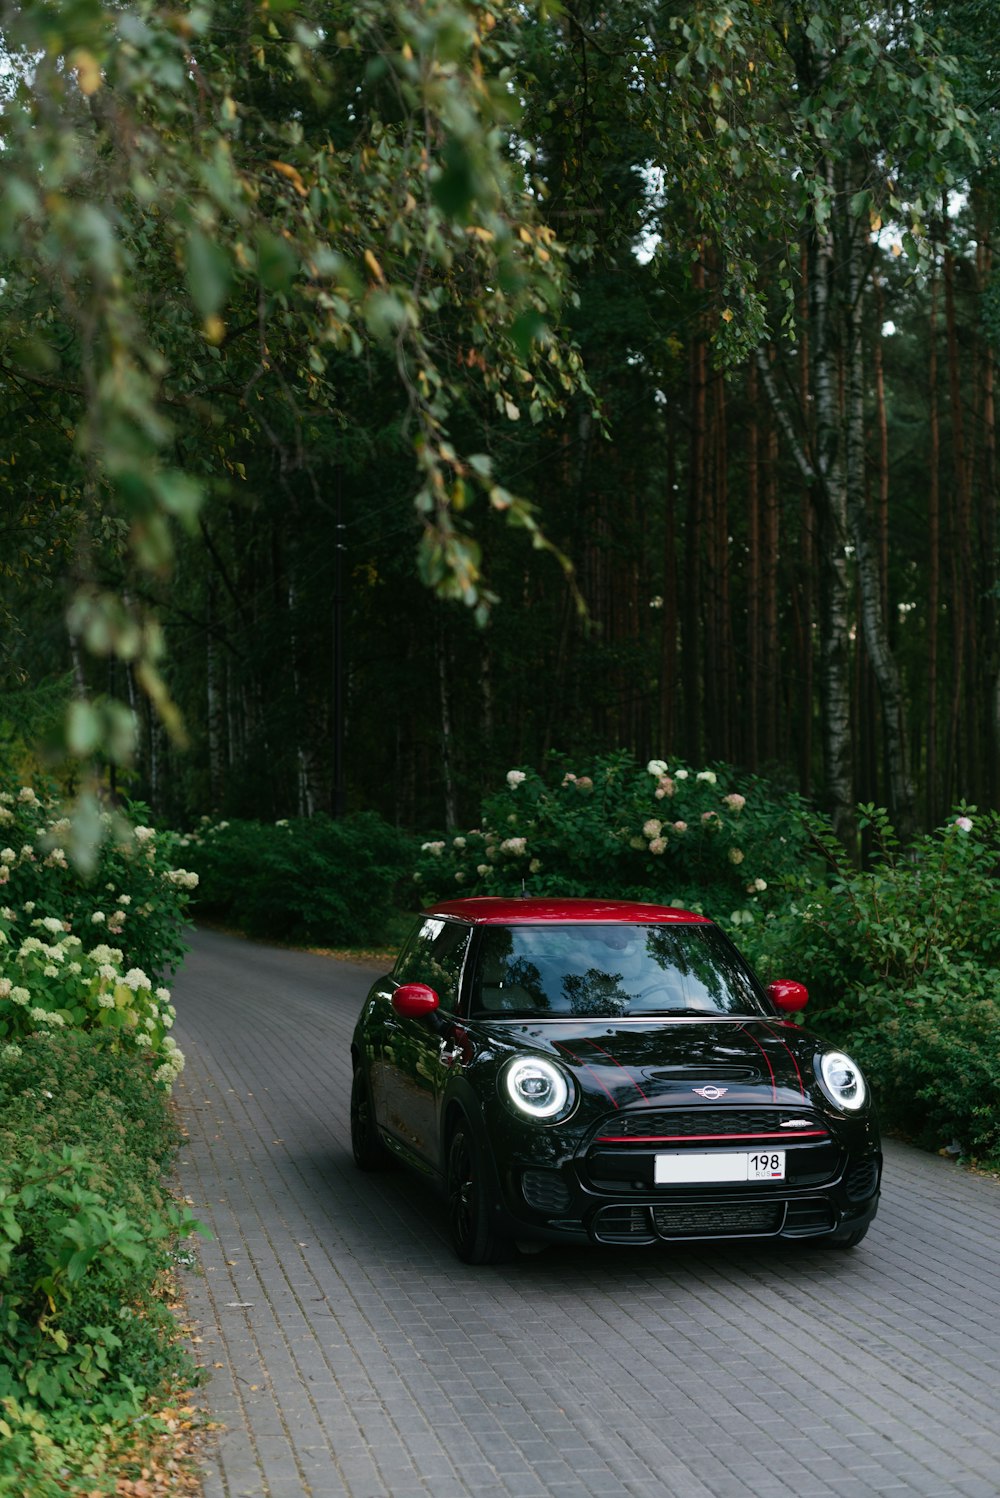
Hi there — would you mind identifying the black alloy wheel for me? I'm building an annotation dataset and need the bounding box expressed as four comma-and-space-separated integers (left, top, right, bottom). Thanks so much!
351, 1065, 391, 1171
446, 1122, 513, 1265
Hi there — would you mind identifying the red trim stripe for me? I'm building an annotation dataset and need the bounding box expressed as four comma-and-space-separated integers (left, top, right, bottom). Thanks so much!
595, 1130, 828, 1143
739, 1024, 778, 1101
759, 1021, 807, 1097
579, 1037, 648, 1100
554, 1041, 619, 1108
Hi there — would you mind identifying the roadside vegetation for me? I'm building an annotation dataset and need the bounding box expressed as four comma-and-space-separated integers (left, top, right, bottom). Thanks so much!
2, 742, 998, 1495
180, 752, 1000, 1172
0, 779, 203, 1497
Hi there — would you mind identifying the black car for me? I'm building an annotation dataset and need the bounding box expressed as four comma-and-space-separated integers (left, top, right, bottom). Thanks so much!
350, 897, 880, 1263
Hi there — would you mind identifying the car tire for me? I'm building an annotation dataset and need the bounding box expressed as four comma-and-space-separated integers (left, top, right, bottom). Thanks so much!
819, 1225, 869, 1249
446, 1122, 514, 1265
351, 1065, 392, 1171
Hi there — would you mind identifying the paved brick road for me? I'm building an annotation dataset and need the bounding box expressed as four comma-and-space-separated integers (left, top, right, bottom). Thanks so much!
174, 927, 1000, 1498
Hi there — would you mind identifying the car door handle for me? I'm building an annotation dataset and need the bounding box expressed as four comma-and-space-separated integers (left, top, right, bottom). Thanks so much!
438, 1039, 463, 1066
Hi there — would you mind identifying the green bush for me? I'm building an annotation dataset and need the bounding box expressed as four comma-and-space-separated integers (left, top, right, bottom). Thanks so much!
0, 780, 197, 977
413, 752, 813, 928
737, 804, 1000, 1023
0, 1032, 201, 1493
735, 804, 1000, 1165
849, 964, 1000, 1163
181, 810, 417, 946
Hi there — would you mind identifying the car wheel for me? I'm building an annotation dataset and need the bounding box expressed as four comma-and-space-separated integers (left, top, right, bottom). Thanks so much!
446, 1122, 514, 1265
351, 1065, 391, 1171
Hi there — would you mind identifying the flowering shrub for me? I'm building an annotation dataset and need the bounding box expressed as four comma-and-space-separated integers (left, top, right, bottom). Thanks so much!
0, 780, 197, 977
0, 915, 184, 1087
180, 810, 416, 946
413, 752, 812, 926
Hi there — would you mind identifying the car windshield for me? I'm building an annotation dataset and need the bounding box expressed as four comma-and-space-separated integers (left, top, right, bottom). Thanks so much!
472, 922, 767, 1019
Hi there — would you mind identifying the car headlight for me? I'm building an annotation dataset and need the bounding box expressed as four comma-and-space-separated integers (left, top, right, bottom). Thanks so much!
818, 1050, 867, 1112
502, 1056, 574, 1121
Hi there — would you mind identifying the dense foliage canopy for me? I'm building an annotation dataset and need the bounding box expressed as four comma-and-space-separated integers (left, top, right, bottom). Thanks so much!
2, 0, 998, 845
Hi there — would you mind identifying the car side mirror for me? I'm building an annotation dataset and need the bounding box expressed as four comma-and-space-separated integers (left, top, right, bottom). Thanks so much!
767, 979, 809, 1014
392, 982, 441, 1021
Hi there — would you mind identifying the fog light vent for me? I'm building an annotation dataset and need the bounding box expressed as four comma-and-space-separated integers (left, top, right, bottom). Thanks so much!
845, 1160, 880, 1201
591, 1205, 655, 1243
521, 1169, 572, 1213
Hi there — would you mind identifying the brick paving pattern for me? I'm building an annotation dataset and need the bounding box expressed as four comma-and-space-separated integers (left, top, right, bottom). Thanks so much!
174, 928, 1000, 1498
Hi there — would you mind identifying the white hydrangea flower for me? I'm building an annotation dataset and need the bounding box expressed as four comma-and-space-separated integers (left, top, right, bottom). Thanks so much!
500, 837, 527, 856
134, 1032, 152, 1046
674, 769, 689, 781
10, 986, 30, 1006
728, 848, 745, 865
43, 964, 59, 977
30, 1007, 64, 1026
23, 900, 35, 913
0, 978, 10, 997
697, 770, 717, 784
646, 759, 668, 777
91, 912, 106, 924
117, 894, 132, 906
98, 993, 116, 1010
134, 826, 156, 843
2, 1044, 22, 1062
124, 968, 150, 991
68, 962, 82, 975
506, 769, 527, 787
642, 819, 663, 840
0, 849, 14, 865
649, 838, 667, 855
155, 987, 171, 1002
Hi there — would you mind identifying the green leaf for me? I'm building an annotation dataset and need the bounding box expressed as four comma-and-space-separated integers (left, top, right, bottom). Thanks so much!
185, 229, 232, 317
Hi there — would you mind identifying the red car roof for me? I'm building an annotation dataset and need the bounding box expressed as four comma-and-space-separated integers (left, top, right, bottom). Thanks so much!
425, 897, 710, 925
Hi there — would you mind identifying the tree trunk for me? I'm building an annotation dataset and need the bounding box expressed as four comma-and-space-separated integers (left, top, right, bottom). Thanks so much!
843, 228, 916, 840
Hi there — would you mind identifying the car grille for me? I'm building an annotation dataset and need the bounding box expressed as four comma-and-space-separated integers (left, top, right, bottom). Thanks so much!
591, 1201, 785, 1243
652, 1201, 784, 1237
593, 1109, 828, 1143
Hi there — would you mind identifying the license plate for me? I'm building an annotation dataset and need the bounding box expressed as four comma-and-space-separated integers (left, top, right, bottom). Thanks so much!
654, 1151, 786, 1184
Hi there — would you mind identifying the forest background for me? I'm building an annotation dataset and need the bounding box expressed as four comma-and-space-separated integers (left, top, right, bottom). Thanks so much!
1, 0, 999, 849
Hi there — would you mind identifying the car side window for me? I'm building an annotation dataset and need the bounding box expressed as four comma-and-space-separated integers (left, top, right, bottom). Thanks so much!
394, 918, 470, 1012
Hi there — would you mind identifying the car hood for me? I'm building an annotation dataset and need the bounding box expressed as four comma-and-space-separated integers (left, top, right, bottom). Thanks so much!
487, 1016, 821, 1110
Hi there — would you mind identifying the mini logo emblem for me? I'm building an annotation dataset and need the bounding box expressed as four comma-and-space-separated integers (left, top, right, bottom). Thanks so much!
693, 1085, 728, 1100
